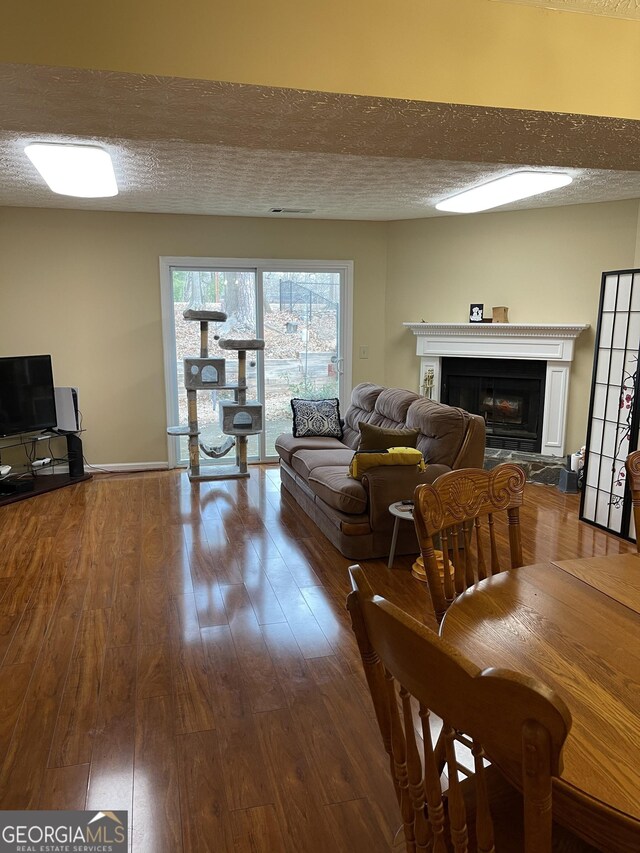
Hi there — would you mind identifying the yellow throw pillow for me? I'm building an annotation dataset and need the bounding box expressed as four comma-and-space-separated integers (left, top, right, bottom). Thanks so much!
348, 446, 425, 480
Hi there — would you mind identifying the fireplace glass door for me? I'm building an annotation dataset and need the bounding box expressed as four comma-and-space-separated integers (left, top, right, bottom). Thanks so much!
442, 358, 546, 453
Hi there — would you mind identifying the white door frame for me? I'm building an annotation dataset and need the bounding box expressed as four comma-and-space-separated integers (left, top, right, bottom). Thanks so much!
159, 256, 354, 468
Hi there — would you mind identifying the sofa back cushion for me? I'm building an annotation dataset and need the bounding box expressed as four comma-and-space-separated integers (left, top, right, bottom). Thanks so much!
343, 384, 421, 449
342, 383, 386, 449
369, 387, 419, 428
406, 397, 468, 465
342, 384, 472, 467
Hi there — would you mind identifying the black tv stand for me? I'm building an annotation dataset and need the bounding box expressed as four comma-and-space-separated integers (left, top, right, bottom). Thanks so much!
0, 431, 91, 507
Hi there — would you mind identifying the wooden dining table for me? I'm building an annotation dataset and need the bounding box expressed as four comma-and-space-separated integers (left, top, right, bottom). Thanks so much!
440, 552, 640, 853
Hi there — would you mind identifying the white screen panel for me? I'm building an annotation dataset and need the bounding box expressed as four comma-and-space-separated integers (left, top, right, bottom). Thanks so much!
603, 275, 618, 311
589, 419, 603, 453
632, 275, 640, 311
613, 313, 630, 349
599, 312, 614, 348
617, 274, 633, 312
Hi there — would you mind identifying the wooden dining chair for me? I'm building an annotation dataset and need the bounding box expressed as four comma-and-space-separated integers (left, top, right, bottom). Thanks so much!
347, 566, 595, 853
413, 463, 526, 623
625, 450, 640, 549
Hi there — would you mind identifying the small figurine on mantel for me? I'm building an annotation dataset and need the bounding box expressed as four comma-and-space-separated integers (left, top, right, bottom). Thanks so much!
492, 306, 509, 323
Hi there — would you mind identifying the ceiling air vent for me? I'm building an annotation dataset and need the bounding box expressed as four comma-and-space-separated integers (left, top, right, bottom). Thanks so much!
269, 207, 315, 214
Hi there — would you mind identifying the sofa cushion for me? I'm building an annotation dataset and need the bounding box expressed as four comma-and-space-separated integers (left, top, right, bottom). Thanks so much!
358, 421, 420, 451
291, 398, 343, 438
369, 387, 420, 429
406, 397, 467, 465
308, 466, 368, 514
342, 383, 385, 449
291, 448, 355, 481
275, 433, 347, 466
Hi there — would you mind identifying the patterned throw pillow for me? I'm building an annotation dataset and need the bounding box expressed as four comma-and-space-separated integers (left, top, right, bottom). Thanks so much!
290, 398, 343, 439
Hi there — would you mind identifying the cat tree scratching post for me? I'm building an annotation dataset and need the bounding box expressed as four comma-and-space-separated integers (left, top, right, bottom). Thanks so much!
217, 338, 265, 480
167, 309, 265, 482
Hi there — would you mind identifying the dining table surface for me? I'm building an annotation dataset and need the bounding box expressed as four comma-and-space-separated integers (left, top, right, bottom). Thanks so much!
440, 551, 640, 853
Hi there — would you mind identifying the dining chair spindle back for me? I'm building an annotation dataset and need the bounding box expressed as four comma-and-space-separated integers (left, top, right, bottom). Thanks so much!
413, 463, 526, 623
347, 565, 573, 853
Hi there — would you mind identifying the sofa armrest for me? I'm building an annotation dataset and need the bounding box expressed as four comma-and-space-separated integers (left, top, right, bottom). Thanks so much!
452, 414, 486, 469
362, 464, 450, 531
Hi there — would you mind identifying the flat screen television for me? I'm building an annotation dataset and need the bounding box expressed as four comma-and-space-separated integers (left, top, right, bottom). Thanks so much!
0, 355, 57, 437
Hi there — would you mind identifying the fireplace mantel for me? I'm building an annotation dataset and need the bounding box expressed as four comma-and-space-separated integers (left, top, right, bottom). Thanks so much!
403, 321, 590, 456
403, 322, 589, 361
403, 323, 588, 338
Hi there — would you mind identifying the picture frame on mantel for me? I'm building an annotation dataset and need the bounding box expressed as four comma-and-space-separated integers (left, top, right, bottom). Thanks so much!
469, 304, 483, 322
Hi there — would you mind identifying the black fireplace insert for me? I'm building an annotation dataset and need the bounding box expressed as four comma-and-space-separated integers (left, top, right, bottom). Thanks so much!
441, 357, 546, 453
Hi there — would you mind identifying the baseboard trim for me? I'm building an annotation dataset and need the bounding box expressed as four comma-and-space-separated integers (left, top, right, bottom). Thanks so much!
41, 461, 170, 475
89, 461, 170, 473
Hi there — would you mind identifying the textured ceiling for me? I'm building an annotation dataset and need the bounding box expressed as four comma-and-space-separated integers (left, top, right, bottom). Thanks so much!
4, 132, 640, 220
1, 63, 640, 220
492, 0, 640, 19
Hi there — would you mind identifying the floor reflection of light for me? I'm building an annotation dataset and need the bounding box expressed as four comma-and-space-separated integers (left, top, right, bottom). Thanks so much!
130, 767, 162, 853
85, 764, 134, 817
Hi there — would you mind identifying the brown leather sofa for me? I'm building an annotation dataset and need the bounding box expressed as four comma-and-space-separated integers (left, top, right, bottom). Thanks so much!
275, 383, 486, 559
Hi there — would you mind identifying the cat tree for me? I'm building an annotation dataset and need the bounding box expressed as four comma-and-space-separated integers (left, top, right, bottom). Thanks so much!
167, 308, 265, 481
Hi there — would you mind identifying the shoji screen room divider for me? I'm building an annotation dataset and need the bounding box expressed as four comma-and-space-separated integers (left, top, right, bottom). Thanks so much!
581, 268, 640, 539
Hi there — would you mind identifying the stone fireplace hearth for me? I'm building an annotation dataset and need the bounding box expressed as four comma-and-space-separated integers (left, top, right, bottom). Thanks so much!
403, 322, 589, 457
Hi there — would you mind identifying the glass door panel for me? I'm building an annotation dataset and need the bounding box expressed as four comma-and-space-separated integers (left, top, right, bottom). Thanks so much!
170, 268, 258, 465
261, 271, 341, 458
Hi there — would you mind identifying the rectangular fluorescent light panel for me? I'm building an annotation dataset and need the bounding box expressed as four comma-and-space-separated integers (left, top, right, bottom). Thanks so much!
436, 171, 572, 213
25, 143, 118, 198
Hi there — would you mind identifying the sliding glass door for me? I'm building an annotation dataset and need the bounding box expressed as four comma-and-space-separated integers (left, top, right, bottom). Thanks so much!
262, 270, 342, 456
160, 258, 352, 466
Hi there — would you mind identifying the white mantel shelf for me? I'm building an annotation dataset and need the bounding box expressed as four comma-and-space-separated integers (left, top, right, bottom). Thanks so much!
403, 322, 589, 362
403, 321, 590, 457
403, 323, 589, 339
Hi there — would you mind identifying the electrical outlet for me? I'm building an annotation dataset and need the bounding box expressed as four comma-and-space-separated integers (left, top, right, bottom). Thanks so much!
359, 345, 369, 359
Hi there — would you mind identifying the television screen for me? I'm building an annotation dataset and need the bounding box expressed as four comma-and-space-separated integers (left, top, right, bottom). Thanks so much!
0, 355, 57, 437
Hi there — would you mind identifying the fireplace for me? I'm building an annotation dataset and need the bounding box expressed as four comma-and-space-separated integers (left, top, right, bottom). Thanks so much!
441, 357, 546, 452
403, 323, 589, 457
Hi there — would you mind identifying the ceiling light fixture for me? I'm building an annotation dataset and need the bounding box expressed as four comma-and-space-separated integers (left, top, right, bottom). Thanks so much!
24, 143, 118, 198
435, 171, 572, 213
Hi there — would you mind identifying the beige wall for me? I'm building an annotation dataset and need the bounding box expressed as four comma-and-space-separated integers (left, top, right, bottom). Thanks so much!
0, 207, 387, 464
385, 200, 640, 452
2, 200, 639, 465
4, 1, 640, 119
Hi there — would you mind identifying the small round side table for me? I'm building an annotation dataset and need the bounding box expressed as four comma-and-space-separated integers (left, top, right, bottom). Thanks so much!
387, 501, 446, 583
387, 501, 416, 570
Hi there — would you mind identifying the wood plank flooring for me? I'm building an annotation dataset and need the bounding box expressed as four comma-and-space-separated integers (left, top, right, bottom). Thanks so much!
0, 467, 634, 851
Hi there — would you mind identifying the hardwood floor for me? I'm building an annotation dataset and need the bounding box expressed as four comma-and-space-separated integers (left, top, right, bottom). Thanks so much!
0, 467, 634, 851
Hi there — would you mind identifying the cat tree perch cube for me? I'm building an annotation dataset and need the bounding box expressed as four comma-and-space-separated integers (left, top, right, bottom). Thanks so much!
184, 358, 227, 390
219, 401, 263, 434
